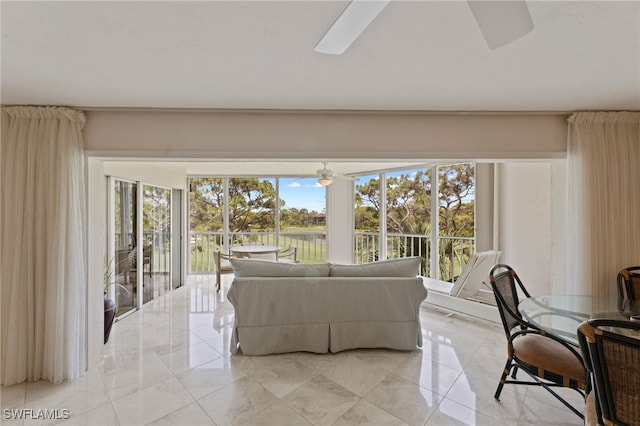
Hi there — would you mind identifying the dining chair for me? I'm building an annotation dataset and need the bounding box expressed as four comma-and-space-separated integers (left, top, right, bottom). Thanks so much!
577, 319, 640, 426
214, 250, 234, 292
489, 264, 589, 419
277, 245, 298, 263
126, 245, 153, 285
577, 321, 601, 426
617, 266, 640, 300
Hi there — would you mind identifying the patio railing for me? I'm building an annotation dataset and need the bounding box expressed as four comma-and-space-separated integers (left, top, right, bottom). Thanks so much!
189, 231, 327, 272
190, 230, 474, 279
355, 232, 474, 281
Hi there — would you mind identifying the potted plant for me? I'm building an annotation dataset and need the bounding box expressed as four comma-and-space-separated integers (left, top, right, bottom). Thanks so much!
103, 256, 130, 344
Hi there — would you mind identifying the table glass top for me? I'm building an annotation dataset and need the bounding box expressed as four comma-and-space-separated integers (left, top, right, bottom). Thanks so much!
230, 245, 281, 253
518, 295, 640, 346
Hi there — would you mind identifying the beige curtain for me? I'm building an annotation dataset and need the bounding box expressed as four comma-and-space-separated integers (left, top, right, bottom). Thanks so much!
567, 111, 640, 297
1, 106, 87, 385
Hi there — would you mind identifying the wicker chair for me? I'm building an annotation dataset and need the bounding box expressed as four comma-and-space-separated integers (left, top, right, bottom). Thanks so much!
578, 319, 640, 426
489, 264, 589, 419
577, 320, 601, 426
617, 266, 640, 300
214, 250, 233, 292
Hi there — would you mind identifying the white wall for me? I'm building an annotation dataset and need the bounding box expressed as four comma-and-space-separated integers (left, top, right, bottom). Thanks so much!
326, 179, 354, 263
475, 163, 495, 252
550, 161, 567, 294
496, 162, 567, 295
86, 158, 106, 368
103, 162, 187, 190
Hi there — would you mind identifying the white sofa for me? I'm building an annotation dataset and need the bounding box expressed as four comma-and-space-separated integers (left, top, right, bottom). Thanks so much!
227, 257, 428, 355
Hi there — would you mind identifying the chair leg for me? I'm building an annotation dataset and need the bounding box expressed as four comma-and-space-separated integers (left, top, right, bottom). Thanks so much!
495, 359, 513, 400
216, 271, 221, 292
511, 365, 519, 379
540, 383, 585, 420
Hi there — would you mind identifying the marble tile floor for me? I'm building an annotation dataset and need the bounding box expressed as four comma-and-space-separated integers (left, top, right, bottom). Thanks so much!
1, 275, 586, 426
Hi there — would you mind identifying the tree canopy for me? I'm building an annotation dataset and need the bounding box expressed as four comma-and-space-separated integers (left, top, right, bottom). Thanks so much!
189, 164, 474, 239
355, 164, 475, 237
189, 177, 325, 232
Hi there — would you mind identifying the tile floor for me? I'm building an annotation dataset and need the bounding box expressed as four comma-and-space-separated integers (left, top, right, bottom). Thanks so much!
1, 275, 586, 425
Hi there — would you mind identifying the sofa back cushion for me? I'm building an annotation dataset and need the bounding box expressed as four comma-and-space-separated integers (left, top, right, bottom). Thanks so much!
329, 256, 421, 277
230, 259, 330, 277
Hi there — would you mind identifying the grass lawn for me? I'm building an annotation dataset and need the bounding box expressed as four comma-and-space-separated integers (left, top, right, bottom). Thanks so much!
190, 227, 328, 271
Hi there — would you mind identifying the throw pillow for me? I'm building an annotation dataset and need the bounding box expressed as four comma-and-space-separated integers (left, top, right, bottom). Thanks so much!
329, 257, 421, 277
231, 259, 330, 277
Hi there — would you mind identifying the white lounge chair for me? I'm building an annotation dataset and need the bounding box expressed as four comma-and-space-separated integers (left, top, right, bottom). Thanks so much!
448, 250, 502, 303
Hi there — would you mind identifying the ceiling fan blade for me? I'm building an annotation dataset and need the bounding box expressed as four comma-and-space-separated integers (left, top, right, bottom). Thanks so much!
315, 0, 390, 55
467, 0, 534, 49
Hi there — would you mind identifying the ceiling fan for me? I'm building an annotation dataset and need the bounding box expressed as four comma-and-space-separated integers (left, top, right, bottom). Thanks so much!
314, 0, 534, 55
316, 162, 356, 186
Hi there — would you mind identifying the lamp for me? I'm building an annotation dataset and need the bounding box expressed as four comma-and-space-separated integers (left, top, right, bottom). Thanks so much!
318, 175, 332, 186
316, 162, 334, 186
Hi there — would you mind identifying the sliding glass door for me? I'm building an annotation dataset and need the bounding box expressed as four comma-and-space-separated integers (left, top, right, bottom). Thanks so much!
142, 184, 172, 303
111, 179, 138, 317
110, 178, 174, 319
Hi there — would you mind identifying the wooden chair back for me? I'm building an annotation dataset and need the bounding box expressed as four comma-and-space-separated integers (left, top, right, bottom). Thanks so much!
578, 319, 640, 426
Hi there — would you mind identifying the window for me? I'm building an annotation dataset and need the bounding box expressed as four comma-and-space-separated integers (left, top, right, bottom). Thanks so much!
386, 168, 432, 275
109, 178, 172, 319
228, 177, 276, 244
279, 178, 327, 263
354, 173, 380, 263
354, 163, 475, 280
189, 176, 327, 271
437, 163, 475, 281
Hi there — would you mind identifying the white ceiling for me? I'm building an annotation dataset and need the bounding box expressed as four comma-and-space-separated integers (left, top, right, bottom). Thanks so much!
2, 0, 639, 112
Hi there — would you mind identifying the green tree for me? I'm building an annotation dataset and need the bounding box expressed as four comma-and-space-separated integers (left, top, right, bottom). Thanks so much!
228, 178, 276, 231
355, 170, 433, 235
438, 163, 475, 237
437, 164, 475, 280
189, 177, 276, 232
355, 165, 474, 237
189, 178, 224, 231
385, 170, 431, 234
354, 164, 475, 277
355, 177, 380, 231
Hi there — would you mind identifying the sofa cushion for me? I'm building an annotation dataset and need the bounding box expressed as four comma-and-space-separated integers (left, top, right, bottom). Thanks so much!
329, 257, 421, 277
230, 258, 330, 277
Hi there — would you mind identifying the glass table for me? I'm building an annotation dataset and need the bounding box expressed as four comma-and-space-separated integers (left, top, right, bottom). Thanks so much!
518, 295, 640, 346
230, 245, 281, 258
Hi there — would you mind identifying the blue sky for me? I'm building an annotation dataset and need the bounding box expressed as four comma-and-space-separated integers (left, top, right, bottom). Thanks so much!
272, 166, 474, 213
279, 178, 326, 212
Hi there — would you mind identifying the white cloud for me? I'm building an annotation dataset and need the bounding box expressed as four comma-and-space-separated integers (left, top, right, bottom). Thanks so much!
288, 182, 301, 188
